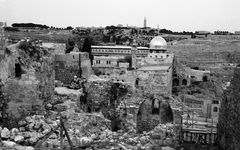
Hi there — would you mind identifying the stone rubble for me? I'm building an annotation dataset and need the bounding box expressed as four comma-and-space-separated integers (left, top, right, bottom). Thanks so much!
0, 113, 177, 150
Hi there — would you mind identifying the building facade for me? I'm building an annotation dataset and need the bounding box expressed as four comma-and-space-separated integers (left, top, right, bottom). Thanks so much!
91, 36, 174, 95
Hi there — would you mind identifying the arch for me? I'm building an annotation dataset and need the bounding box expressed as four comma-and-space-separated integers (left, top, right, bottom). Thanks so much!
213, 107, 218, 112
182, 79, 188, 86
137, 97, 173, 133
173, 78, 179, 86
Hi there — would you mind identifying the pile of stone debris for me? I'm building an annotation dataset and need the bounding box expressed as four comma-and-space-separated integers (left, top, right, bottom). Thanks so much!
0, 112, 177, 150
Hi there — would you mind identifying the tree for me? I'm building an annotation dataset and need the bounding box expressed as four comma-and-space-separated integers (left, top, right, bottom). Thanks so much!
82, 38, 93, 64
65, 37, 75, 53
66, 26, 73, 30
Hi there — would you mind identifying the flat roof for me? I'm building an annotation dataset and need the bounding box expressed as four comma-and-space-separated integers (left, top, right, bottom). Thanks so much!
137, 65, 170, 71
91, 45, 167, 51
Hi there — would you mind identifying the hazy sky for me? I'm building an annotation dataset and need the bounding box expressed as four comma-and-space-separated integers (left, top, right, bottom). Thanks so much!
0, 0, 239, 32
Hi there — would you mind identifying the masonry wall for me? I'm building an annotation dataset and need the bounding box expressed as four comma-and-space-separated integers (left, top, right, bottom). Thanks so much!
36, 56, 55, 104
217, 66, 240, 150
0, 22, 5, 51
136, 69, 172, 95
0, 52, 15, 82
1, 45, 55, 127
55, 52, 91, 84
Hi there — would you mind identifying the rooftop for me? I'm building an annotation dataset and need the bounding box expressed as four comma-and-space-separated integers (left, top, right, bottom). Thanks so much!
137, 65, 170, 71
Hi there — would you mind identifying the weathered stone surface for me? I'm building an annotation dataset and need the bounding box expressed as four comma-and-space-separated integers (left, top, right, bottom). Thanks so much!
218, 66, 240, 150
2, 140, 17, 147
14, 135, 25, 143
79, 137, 92, 148
1, 127, 10, 139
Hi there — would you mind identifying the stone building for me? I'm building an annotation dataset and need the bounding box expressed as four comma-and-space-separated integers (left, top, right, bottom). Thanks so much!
92, 36, 174, 95
55, 52, 92, 84
91, 36, 168, 69
217, 65, 240, 150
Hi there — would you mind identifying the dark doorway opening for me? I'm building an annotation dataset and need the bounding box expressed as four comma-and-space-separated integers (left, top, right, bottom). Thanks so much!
173, 78, 179, 86
182, 79, 188, 86
15, 63, 22, 78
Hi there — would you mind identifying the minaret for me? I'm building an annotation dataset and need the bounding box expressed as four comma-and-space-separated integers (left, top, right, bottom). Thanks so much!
144, 17, 147, 28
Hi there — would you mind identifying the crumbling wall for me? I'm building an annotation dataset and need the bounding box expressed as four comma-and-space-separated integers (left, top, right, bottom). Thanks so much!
0, 52, 15, 81
0, 42, 55, 127
4, 73, 43, 122
217, 66, 240, 150
36, 56, 55, 104
0, 22, 5, 51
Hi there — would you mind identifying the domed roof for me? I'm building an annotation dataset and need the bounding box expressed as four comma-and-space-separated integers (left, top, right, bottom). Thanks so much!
149, 36, 167, 49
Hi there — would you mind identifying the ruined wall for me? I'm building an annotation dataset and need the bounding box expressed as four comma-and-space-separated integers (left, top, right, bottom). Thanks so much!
217, 66, 240, 150
0, 52, 15, 82
1, 44, 55, 127
0, 22, 6, 51
36, 56, 55, 104
55, 52, 91, 84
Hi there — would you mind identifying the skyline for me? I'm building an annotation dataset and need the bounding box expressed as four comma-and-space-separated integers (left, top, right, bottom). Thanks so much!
0, 0, 240, 32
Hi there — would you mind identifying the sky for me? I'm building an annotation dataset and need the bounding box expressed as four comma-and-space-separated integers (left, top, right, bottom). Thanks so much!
0, 0, 239, 32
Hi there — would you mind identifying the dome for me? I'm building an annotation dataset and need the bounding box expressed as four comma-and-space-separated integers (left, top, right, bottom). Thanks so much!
149, 36, 167, 49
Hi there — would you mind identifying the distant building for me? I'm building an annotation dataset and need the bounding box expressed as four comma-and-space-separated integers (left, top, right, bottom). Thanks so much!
234, 31, 240, 35
195, 31, 211, 35
214, 31, 230, 35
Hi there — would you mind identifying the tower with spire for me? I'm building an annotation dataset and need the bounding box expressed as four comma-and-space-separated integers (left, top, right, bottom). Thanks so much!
144, 17, 147, 28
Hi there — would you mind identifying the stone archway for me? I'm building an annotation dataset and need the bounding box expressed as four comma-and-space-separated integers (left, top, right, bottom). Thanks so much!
137, 95, 173, 133
173, 78, 180, 86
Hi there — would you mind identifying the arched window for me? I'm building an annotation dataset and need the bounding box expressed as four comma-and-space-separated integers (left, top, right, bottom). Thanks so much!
213, 107, 218, 112
182, 79, 188, 86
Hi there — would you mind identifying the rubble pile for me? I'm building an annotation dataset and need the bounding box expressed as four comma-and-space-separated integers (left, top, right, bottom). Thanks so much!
0, 115, 58, 150
0, 113, 177, 149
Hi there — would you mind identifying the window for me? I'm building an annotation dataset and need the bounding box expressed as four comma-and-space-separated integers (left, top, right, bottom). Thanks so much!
213, 107, 218, 112
106, 60, 111, 64
155, 55, 158, 58
96, 60, 100, 64
213, 100, 219, 104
